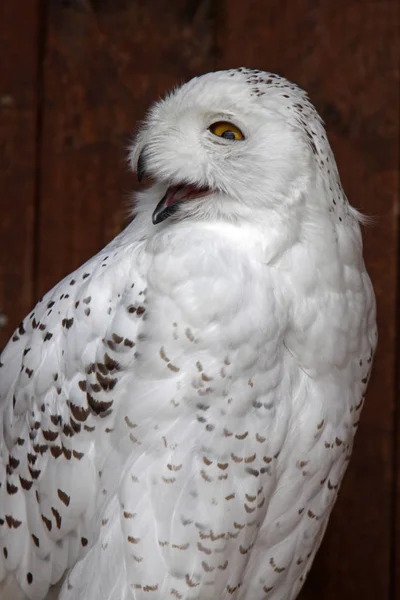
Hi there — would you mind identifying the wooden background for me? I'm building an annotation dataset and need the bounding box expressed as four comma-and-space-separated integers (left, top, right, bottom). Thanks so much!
0, 1, 398, 598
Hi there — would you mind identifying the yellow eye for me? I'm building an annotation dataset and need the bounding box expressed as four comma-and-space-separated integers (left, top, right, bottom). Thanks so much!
209, 121, 244, 141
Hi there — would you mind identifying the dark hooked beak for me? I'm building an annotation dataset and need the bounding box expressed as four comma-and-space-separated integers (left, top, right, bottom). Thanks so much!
152, 184, 213, 225
137, 149, 147, 183
152, 191, 179, 225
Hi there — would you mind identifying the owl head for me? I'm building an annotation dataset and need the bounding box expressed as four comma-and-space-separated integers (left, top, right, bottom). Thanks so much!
130, 69, 343, 227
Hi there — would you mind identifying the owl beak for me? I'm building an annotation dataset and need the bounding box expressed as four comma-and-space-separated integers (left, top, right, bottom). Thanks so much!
152, 184, 212, 225
152, 191, 179, 225
137, 149, 147, 183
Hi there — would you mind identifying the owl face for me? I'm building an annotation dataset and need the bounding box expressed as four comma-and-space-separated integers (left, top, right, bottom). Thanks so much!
130, 70, 327, 225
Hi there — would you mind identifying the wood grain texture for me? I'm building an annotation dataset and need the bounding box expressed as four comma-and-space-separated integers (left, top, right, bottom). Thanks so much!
216, 1, 398, 598
37, 0, 216, 298
0, 2, 40, 348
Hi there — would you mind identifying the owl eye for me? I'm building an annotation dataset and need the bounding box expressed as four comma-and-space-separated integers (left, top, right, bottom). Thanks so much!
209, 121, 244, 141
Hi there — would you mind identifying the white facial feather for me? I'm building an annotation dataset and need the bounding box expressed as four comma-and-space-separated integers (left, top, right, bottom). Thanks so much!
0, 69, 376, 600
131, 69, 356, 226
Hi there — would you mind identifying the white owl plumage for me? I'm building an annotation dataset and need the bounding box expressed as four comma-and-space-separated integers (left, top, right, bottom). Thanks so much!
0, 68, 377, 600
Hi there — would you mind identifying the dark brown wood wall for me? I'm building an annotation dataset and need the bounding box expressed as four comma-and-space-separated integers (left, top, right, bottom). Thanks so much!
0, 1, 398, 598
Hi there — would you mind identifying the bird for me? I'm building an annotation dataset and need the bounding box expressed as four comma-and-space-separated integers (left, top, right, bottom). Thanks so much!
0, 68, 377, 600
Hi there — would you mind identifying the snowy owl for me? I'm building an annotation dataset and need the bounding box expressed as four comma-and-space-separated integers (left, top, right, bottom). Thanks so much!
0, 68, 376, 600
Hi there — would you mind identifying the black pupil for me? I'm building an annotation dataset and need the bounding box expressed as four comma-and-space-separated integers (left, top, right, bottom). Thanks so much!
221, 130, 236, 140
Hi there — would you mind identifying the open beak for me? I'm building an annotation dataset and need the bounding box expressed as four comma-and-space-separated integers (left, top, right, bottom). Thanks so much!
136, 149, 212, 224
152, 184, 212, 224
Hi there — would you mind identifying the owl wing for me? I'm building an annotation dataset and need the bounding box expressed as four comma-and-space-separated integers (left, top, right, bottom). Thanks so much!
0, 235, 147, 600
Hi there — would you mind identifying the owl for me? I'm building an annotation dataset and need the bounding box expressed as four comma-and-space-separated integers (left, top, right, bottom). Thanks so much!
0, 68, 377, 600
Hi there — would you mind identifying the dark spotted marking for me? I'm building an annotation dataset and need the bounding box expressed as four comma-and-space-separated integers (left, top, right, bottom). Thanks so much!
3, 547, 7, 559
61, 446, 72, 460
123, 511, 136, 519
227, 584, 241, 594
62, 424, 74, 437
70, 418, 82, 433
50, 446, 63, 459
62, 318, 74, 329
96, 372, 117, 391
44, 332, 53, 342
51, 507, 62, 529
28, 453, 38, 464
41, 515, 52, 531
20, 477, 33, 491
125, 416, 137, 429
185, 575, 200, 588
87, 394, 113, 416
269, 557, 285, 573
6, 481, 18, 495
58, 488, 70, 506
246, 468, 259, 477
28, 466, 41, 479
143, 584, 159, 592
104, 353, 120, 371
8, 456, 19, 470
34, 443, 48, 455
6, 515, 22, 528
127, 536, 140, 544
50, 415, 62, 425
27, 572, 33, 584
42, 429, 59, 442
244, 454, 256, 464
96, 362, 108, 375
69, 401, 90, 422
239, 542, 254, 554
